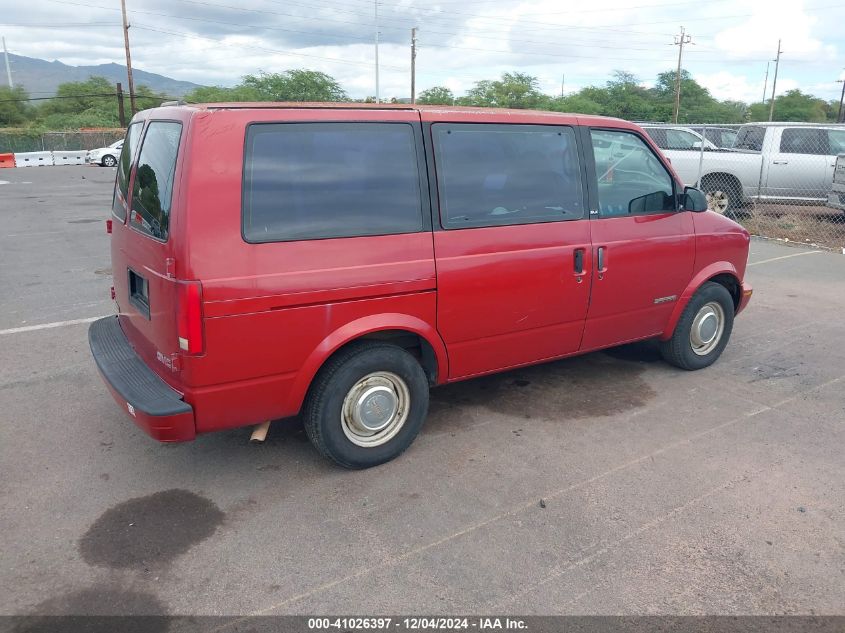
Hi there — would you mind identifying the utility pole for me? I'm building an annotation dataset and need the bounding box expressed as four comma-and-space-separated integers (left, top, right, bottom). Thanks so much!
120, 0, 137, 114
837, 74, 845, 123
2, 36, 12, 88
672, 26, 691, 123
768, 39, 782, 122
762, 61, 770, 104
374, 0, 380, 103
560, 73, 565, 97
116, 82, 126, 127
410, 27, 417, 104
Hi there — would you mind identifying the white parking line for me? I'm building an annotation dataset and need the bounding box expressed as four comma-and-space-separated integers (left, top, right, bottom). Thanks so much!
747, 250, 821, 266
0, 316, 106, 336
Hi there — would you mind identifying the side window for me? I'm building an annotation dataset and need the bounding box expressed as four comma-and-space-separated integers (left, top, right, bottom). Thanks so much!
826, 129, 845, 155
130, 121, 182, 241
735, 126, 766, 151
644, 128, 668, 149
665, 129, 700, 150
112, 121, 143, 221
780, 128, 826, 155
432, 123, 584, 229
590, 129, 675, 218
243, 123, 423, 242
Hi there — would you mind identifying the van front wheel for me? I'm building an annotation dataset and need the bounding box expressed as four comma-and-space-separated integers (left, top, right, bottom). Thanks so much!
303, 342, 429, 469
660, 282, 735, 370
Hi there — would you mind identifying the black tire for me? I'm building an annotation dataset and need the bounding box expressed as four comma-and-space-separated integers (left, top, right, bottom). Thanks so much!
303, 342, 429, 469
102, 154, 117, 167
660, 282, 735, 371
701, 175, 742, 218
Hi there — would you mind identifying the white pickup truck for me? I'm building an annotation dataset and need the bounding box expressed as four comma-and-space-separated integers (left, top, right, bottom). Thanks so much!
661, 123, 845, 214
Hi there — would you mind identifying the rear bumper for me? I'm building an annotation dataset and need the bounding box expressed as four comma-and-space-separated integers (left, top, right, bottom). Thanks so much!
737, 280, 753, 315
88, 316, 196, 442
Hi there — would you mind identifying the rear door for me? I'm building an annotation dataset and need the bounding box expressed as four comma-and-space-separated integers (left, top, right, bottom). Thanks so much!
581, 127, 695, 351
765, 127, 829, 198
112, 118, 185, 374
428, 121, 592, 379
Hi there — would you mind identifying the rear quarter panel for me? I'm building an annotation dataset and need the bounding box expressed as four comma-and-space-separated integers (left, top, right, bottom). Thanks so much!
180, 108, 442, 432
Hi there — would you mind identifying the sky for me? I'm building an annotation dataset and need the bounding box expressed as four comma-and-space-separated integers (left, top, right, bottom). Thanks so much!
2, 0, 845, 103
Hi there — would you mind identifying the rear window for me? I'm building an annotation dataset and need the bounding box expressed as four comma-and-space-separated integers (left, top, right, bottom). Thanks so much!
432, 123, 584, 228
734, 126, 765, 151
112, 122, 142, 221
130, 121, 182, 241
242, 122, 423, 243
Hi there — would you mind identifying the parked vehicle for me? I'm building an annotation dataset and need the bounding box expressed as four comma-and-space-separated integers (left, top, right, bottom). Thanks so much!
640, 124, 719, 151
661, 123, 845, 214
687, 126, 738, 149
87, 139, 123, 167
89, 103, 752, 468
829, 153, 845, 212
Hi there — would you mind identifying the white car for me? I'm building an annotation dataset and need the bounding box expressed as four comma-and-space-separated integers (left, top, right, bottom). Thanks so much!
87, 139, 123, 167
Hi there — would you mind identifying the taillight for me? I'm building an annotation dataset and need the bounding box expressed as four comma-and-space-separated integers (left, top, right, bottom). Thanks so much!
177, 281, 203, 354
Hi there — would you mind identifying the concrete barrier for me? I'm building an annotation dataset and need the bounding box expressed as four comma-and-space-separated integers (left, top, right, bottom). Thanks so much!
14, 151, 54, 167
52, 150, 87, 166
0, 153, 14, 168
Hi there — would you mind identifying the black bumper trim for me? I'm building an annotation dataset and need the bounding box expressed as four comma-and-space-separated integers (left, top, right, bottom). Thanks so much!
88, 316, 192, 417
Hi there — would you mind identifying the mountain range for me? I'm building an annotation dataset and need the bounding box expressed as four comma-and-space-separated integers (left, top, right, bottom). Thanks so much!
5, 53, 203, 98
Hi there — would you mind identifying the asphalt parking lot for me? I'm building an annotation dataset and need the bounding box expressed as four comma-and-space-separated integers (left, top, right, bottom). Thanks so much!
1, 165, 843, 617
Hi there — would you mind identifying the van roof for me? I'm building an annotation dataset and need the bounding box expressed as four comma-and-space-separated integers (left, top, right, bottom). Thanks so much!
155, 101, 627, 123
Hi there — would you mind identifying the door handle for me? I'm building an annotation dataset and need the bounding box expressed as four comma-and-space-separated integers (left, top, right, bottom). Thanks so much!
772, 160, 789, 164
596, 246, 607, 279
573, 248, 586, 283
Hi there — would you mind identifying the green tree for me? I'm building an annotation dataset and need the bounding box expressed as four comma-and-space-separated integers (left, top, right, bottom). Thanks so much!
417, 86, 455, 105
651, 70, 745, 123
462, 72, 543, 109
747, 89, 830, 122
241, 70, 347, 102
34, 76, 165, 128
184, 84, 262, 103
0, 86, 30, 125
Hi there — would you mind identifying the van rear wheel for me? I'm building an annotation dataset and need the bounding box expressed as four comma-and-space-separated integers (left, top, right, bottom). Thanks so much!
660, 282, 735, 370
303, 342, 429, 469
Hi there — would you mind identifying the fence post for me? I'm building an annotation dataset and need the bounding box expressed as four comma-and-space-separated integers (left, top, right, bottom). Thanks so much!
116, 82, 127, 128
695, 124, 706, 187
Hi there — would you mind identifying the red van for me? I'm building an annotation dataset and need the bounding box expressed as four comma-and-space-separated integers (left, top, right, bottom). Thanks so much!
89, 103, 752, 468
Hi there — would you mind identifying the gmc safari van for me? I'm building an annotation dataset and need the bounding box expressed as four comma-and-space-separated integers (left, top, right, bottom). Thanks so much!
89, 103, 752, 469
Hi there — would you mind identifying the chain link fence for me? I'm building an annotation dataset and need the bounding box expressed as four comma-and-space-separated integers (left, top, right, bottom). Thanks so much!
642, 122, 845, 252
0, 129, 125, 153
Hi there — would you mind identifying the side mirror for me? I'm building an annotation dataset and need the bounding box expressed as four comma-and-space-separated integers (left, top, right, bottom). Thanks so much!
691, 141, 702, 149
683, 186, 708, 212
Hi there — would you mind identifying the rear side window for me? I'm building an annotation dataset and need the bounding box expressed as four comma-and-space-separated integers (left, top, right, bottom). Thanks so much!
112, 122, 143, 221
780, 128, 826, 155
644, 128, 668, 149
243, 123, 423, 242
734, 126, 765, 151
130, 121, 182, 241
432, 123, 584, 229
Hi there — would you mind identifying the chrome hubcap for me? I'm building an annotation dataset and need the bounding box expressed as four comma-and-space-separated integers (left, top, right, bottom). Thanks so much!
705, 190, 729, 214
341, 372, 410, 447
690, 301, 725, 356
